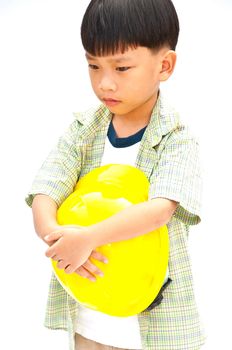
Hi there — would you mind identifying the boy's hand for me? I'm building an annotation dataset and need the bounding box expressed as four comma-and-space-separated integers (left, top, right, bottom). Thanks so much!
45, 226, 95, 274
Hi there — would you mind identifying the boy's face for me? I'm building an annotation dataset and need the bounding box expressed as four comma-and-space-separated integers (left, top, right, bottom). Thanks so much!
85, 46, 175, 117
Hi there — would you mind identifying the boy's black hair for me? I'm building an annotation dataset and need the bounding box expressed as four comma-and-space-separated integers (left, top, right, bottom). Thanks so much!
81, 0, 179, 56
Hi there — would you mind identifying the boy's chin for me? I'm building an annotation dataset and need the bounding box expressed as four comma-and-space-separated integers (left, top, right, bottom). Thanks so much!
103, 103, 126, 115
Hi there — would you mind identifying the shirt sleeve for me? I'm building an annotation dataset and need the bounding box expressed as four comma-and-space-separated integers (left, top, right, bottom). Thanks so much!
25, 119, 82, 208
149, 126, 202, 225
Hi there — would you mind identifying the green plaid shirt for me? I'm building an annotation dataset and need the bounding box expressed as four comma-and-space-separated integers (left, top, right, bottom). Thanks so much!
26, 92, 205, 350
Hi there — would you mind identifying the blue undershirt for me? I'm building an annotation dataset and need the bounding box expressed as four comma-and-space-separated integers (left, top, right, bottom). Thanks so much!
107, 121, 147, 148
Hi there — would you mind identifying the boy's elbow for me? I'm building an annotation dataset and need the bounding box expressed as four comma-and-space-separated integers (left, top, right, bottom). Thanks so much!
150, 198, 178, 226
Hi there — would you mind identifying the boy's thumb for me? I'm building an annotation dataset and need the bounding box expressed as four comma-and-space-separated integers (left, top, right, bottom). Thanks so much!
44, 232, 62, 242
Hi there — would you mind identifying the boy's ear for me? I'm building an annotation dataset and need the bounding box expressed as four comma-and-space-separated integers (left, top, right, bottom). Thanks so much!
159, 50, 177, 81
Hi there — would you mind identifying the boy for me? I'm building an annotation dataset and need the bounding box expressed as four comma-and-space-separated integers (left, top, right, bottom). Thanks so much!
26, 0, 205, 349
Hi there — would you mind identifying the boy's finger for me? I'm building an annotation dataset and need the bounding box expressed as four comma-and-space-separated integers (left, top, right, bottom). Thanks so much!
64, 264, 75, 274
90, 250, 108, 263
45, 246, 54, 258
83, 259, 104, 277
45, 240, 60, 258
57, 259, 69, 270
75, 266, 96, 282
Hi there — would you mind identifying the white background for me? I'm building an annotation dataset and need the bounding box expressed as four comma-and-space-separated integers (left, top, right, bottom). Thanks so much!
0, 0, 232, 349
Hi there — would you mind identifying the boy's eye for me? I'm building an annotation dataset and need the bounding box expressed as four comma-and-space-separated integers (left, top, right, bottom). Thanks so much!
88, 64, 99, 70
116, 67, 130, 72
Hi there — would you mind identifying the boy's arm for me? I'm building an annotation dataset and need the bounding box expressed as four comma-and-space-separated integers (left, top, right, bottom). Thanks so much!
32, 194, 60, 245
89, 198, 177, 246
45, 198, 177, 273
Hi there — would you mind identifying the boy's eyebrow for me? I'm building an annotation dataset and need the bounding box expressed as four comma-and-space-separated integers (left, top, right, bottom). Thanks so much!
85, 52, 133, 63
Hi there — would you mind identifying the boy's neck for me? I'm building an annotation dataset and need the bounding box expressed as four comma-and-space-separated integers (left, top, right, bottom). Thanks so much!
112, 91, 158, 138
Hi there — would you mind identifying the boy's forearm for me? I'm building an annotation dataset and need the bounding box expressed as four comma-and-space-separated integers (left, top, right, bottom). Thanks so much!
32, 194, 59, 242
89, 198, 178, 248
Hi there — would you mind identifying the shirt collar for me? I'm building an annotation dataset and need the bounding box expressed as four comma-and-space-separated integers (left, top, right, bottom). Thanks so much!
73, 91, 179, 146
73, 105, 112, 141
145, 91, 180, 147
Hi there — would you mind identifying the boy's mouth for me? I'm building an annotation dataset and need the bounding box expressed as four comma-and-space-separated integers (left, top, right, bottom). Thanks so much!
102, 98, 121, 107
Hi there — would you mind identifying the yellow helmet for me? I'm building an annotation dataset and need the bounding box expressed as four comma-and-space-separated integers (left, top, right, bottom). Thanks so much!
52, 164, 169, 316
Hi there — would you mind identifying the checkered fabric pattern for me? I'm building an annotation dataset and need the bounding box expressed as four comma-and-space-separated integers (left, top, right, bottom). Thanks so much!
26, 92, 205, 350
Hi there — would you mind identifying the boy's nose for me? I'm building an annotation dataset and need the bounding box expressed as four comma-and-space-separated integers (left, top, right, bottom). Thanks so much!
98, 75, 117, 92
